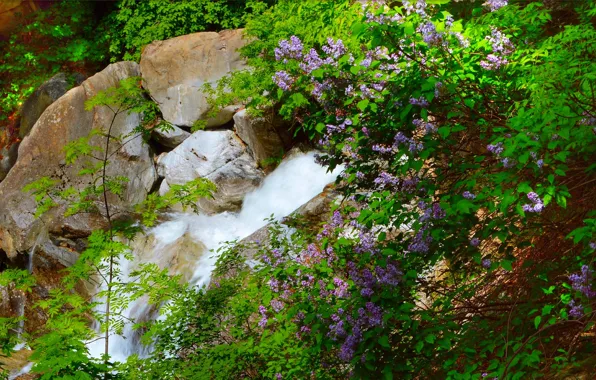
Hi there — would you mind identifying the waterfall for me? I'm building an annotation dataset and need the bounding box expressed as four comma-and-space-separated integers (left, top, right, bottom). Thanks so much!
87, 151, 340, 362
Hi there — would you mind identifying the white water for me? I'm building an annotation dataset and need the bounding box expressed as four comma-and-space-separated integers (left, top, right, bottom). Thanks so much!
87, 151, 340, 362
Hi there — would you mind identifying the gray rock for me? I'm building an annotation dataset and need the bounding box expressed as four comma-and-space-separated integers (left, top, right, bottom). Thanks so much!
233, 109, 291, 164
140, 29, 247, 128
0, 62, 157, 258
157, 130, 263, 213
152, 124, 191, 149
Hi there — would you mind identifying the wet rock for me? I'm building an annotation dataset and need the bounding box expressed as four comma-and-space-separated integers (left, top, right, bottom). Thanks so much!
157, 130, 263, 213
233, 109, 291, 164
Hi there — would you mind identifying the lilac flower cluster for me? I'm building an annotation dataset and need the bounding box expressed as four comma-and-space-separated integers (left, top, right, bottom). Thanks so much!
463, 191, 476, 199
470, 237, 481, 247
261, 247, 285, 267
347, 260, 402, 295
337, 302, 384, 361
408, 227, 433, 253
271, 299, 285, 313
402, 0, 427, 17
410, 96, 430, 108
481, 28, 515, 70
569, 300, 583, 318
273, 71, 294, 91
301, 49, 334, 74
487, 142, 504, 155
373, 171, 400, 189
419, 202, 446, 222
333, 277, 350, 298
569, 265, 596, 298
482, 258, 491, 268
298, 243, 336, 267
258, 305, 268, 327
483, 0, 508, 12
522, 192, 544, 213
322, 38, 347, 59
274, 36, 303, 62
418, 21, 444, 46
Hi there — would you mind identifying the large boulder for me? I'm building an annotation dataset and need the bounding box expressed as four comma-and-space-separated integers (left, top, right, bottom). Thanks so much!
233, 109, 292, 164
0, 62, 157, 258
157, 130, 263, 214
140, 29, 247, 128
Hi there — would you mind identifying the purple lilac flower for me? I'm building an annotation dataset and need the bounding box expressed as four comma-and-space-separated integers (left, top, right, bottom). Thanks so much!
268, 278, 280, 292
410, 96, 429, 107
372, 144, 394, 154
470, 237, 481, 247
419, 21, 443, 46
360, 56, 372, 68
258, 305, 268, 327
275, 374, 283, 380
271, 299, 285, 313
300, 49, 333, 74
403, 0, 427, 16
272, 71, 294, 91
274, 36, 303, 61
312, 80, 332, 101
487, 142, 504, 155
484, 0, 508, 12
590, 242, 596, 250
463, 191, 476, 199
365, 302, 383, 326
445, 16, 454, 28
522, 192, 544, 213
480, 54, 509, 70
374, 172, 400, 189
501, 157, 516, 168
376, 263, 401, 286
482, 258, 491, 268
569, 300, 584, 318
333, 277, 350, 298
569, 265, 596, 298
409, 228, 432, 253
537, 159, 544, 168
432, 203, 446, 219
487, 28, 514, 55
322, 38, 346, 59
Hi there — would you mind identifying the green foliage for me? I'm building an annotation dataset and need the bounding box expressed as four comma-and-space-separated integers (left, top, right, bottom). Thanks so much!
107, 0, 277, 62
0, 0, 108, 149
203, 0, 361, 116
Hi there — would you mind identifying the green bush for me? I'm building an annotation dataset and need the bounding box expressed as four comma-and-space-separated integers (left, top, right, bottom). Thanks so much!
107, 0, 277, 62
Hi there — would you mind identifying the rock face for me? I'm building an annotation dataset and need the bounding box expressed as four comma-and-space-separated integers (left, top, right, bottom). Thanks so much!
233, 109, 291, 164
0, 62, 157, 258
157, 130, 263, 213
140, 29, 247, 128
19, 72, 80, 139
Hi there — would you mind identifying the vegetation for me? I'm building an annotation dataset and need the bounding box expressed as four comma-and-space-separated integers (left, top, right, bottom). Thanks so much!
2, 0, 596, 379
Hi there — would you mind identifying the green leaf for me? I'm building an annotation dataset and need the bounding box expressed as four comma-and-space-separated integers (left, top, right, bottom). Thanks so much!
534, 316, 541, 329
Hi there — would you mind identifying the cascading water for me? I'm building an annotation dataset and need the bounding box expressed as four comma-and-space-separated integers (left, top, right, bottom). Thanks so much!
87, 151, 340, 362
